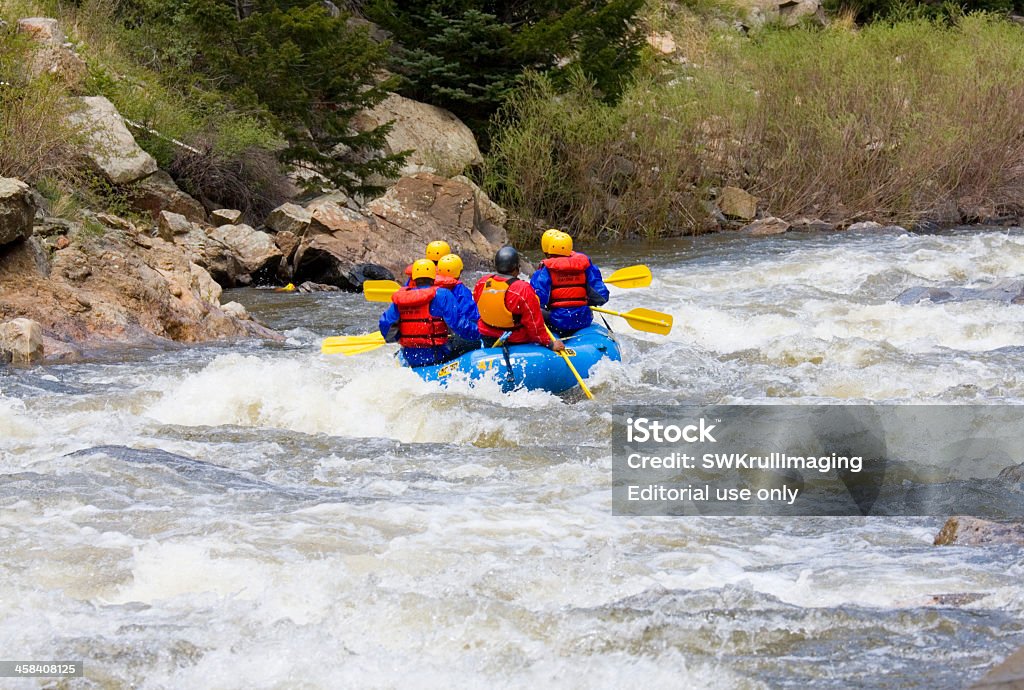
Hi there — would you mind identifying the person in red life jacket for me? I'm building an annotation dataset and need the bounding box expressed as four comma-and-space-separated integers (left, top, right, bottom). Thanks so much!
380, 259, 480, 367
434, 253, 479, 325
530, 229, 609, 335
473, 246, 565, 352
403, 240, 451, 284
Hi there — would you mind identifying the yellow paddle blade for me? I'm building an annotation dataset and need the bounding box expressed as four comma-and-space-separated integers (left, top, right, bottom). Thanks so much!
274, 282, 296, 292
363, 279, 402, 302
321, 340, 388, 356
591, 306, 673, 335
321, 332, 386, 350
605, 265, 651, 289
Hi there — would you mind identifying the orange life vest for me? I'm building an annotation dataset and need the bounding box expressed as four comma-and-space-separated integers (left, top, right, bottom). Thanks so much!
434, 275, 458, 290
541, 252, 590, 309
391, 286, 449, 348
477, 276, 519, 330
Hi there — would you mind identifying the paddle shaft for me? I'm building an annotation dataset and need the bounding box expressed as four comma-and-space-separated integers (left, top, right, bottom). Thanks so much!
591, 306, 669, 328
546, 326, 593, 399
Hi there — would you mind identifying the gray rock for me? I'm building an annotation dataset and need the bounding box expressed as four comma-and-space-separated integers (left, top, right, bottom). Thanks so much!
846, 221, 884, 232
130, 171, 206, 223
0, 318, 44, 363
0, 178, 36, 247
15, 17, 62, 43
934, 516, 1024, 546
211, 209, 242, 226
221, 301, 249, 320
157, 211, 193, 241
790, 217, 836, 232
68, 96, 158, 185
894, 279, 1024, 306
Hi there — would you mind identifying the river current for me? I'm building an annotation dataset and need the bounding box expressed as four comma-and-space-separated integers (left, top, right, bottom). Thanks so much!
3, 227, 1024, 688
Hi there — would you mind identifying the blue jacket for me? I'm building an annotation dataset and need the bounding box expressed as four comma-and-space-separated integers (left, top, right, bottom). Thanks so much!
531, 253, 610, 332
379, 286, 480, 367
440, 281, 480, 326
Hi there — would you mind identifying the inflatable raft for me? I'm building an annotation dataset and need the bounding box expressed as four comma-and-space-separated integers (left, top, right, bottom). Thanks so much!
406, 324, 621, 394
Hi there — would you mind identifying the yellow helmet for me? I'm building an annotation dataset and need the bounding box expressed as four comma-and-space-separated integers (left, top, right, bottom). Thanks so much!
411, 258, 437, 281
437, 253, 464, 279
542, 230, 573, 257
425, 240, 451, 262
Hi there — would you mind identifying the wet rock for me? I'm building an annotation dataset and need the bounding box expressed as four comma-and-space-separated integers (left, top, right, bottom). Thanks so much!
69, 97, 158, 185
129, 171, 206, 223
998, 463, 1024, 483
296, 281, 342, 293
894, 280, 1024, 306
846, 220, 883, 231
211, 209, 242, 226
0, 318, 44, 363
741, 216, 790, 236
971, 644, 1024, 689
790, 217, 836, 232
207, 224, 282, 282
157, 211, 193, 241
718, 186, 758, 221
351, 93, 484, 177
0, 178, 37, 247
221, 301, 249, 320
934, 516, 1024, 546
265, 202, 312, 235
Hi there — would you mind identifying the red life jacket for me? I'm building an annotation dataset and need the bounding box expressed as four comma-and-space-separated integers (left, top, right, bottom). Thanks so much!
541, 252, 590, 309
391, 286, 449, 348
434, 275, 458, 290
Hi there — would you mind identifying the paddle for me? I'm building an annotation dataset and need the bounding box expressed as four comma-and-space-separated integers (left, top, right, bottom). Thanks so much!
320, 332, 387, 356
363, 279, 404, 302
591, 306, 673, 335
546, 326, 593, 400
604, 264, 652, 288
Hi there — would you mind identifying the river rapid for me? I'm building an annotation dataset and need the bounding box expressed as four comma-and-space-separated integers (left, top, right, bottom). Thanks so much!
3, 227, 1024, 689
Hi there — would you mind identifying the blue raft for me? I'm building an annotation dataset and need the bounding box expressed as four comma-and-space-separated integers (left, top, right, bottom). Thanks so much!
406, 324, 621, 394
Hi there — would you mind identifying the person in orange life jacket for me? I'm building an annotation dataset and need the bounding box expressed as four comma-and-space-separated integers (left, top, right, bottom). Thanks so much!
380, 259, 480, 367
434, 253, 480, 325
403, 240, 451, 284
530, 229, 609, 335
472, 246, 565, 352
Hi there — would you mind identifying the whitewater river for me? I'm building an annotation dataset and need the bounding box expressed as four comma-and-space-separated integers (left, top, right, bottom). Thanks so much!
3, 227, 1024, 688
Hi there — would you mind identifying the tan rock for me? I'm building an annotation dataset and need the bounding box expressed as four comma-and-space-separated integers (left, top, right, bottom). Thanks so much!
742, 217, 790, 236
15, 18, 63, 43
68, 97, 158, 185
221, 301, 249, 320
0, 178, 36, 247
351, 93, 484, 177
130, 171, 206, 223
207, 224, 283, 278
211, 209, 242, 226
174, 227, 246, 287
646, 31, 677, 55
157, 211, 193, 241
0, 318, 44, 363
718, 186, 758, 220
273, 231, 299, 261
265, 203, 312, 234
934, 516, 1024, 546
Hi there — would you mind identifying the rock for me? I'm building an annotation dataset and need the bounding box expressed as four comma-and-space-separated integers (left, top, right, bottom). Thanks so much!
174, 227, 246, 287
129, 170, 206, 223
894, 279, 1024, 306
790, 217, 836, 232
55, 236, 70, 250
16, 18, 87, 88
971, 644, 1024, 689
351, 93, 484, 177
292, 173, 507, 289
296, 281, 342, 293
16, 18, 62, 42
741, 216, 790, 236
273, 230, 299, 263
646, 31, 677, 55
265, 203, 312, 235
998, 463, 1024, 483
0, 224, 277, 353
207, 224, 283, 281
718, 186, 758, 220
0, 318, 44, 363
934, 516, 1024, 546
211, 209, 242, 226
0, 178, 37, 247
221, 301, 249, 320
68, 96, 158, 185
778, 0, 825, 26
846, 221, 884, 232
157, 211, 193, 241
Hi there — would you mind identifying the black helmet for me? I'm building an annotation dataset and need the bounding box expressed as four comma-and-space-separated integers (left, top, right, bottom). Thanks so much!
494, 246, 520, 275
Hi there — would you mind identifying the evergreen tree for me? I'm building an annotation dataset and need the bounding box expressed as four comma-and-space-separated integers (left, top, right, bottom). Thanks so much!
364, 0, 644, 139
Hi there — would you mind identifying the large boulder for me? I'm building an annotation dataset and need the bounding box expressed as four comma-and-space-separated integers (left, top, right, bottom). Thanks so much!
207, 224, 283, 282
0, 216, 277, 354
0, 178, 37, 247
265, 202, 312, 235
0, 318, 44, 363
174, 228, 246, 287
129, 170, 207, 223
68, 96, 159, 185
16, 17, 87, 88
211, 209, 242, 226
718, 186, 758, 221
351, 93, 484, 177
292, 172, 507, 289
